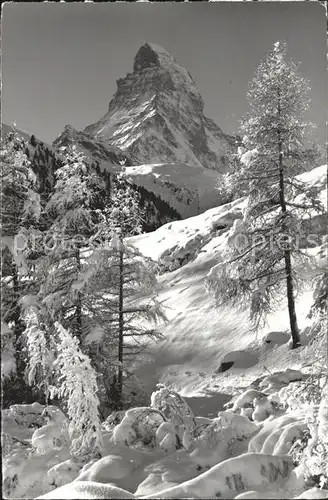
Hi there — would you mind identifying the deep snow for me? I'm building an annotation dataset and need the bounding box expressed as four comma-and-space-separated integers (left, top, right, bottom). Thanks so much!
2, 165, 327, 500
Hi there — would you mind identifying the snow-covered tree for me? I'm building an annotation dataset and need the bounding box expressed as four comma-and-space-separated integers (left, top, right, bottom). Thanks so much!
49, 322, 103, 459
1, 131, 41, 385
209, 41, 325, 348
94, 173, 166, 410
308, 272, 328, 320
39, 145, 107, 342
20, 298, 53, 394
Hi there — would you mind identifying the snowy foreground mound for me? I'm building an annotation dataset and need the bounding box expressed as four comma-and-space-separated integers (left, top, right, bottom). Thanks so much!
2, 378, 328, 499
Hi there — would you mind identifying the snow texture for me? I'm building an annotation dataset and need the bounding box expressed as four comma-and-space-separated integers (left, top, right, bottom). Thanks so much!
37, 481, 137, 499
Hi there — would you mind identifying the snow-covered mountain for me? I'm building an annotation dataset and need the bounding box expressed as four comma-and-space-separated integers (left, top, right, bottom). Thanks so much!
124, 162, 222, 218
84, 42, 236, 172
53, 43, 238, 220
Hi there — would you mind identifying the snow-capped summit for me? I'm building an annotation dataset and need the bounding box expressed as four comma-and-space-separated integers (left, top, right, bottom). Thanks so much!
83, 42, 236, 171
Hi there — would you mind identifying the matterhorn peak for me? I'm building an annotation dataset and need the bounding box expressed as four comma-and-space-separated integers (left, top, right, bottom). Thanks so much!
133, 42, 173, 72
81, 43, 236, 171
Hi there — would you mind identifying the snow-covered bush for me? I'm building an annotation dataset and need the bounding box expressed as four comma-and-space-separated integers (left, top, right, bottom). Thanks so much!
49, 322, 103, 459
150, 386, 196, 440
1, 433, 30, 458
272, 421, 308, 456
1, 321, 16, 380
252, 396, 277, 422
3, 444, 67, 499
102, 410, 126, 431
300, 377, 328, 489
22, 306, 53, 392
308, 272, 328, 320
296, 488, 328, 499
112, 406, 178, 450
31, 417, 69, 454
189, 410, 258, 468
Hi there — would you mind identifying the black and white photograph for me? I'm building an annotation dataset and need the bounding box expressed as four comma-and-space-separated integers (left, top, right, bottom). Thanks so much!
1, 1, 327, 499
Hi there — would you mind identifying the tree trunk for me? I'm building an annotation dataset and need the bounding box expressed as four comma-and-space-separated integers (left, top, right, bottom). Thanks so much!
117, 235, 124, 410
277, 94, 300, 348
12, 264, 25, 377
284, 249, 300, 347
75, 248, 82, 342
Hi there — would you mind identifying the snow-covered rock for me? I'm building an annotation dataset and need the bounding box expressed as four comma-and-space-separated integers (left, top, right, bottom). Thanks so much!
135, 450, 205, 497
4, 402, 45, 428
32, 420, 69, 454
144, 453, 294, 499
264, 331, 290, 345
248, 414, 303, 453
46, 459, 82, 489
296, 488, 328, 499
232, 390, 268, 411
272, 422, 308, 456
235, 490, 286, 499
135, 473, 178, 497
259, 370, 305, 393
252, 397, 276, 423
75, 454, 136, 483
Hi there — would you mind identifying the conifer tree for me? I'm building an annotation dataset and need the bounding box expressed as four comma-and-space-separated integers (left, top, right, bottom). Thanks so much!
30, 134, 37, 147
21, 301, 53, 394
49, 322, 103, 459
1, 131, 41, 383
39, 145, 106, 343
96, 173, 166, 409
209, 42, 325, 348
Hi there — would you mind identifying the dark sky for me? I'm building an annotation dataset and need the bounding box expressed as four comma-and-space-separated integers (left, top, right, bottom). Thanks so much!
2, 2, 326, 145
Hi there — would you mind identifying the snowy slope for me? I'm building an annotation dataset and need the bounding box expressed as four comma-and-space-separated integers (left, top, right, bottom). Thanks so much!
130, 164, 327, 399
124, 162, 223, 218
